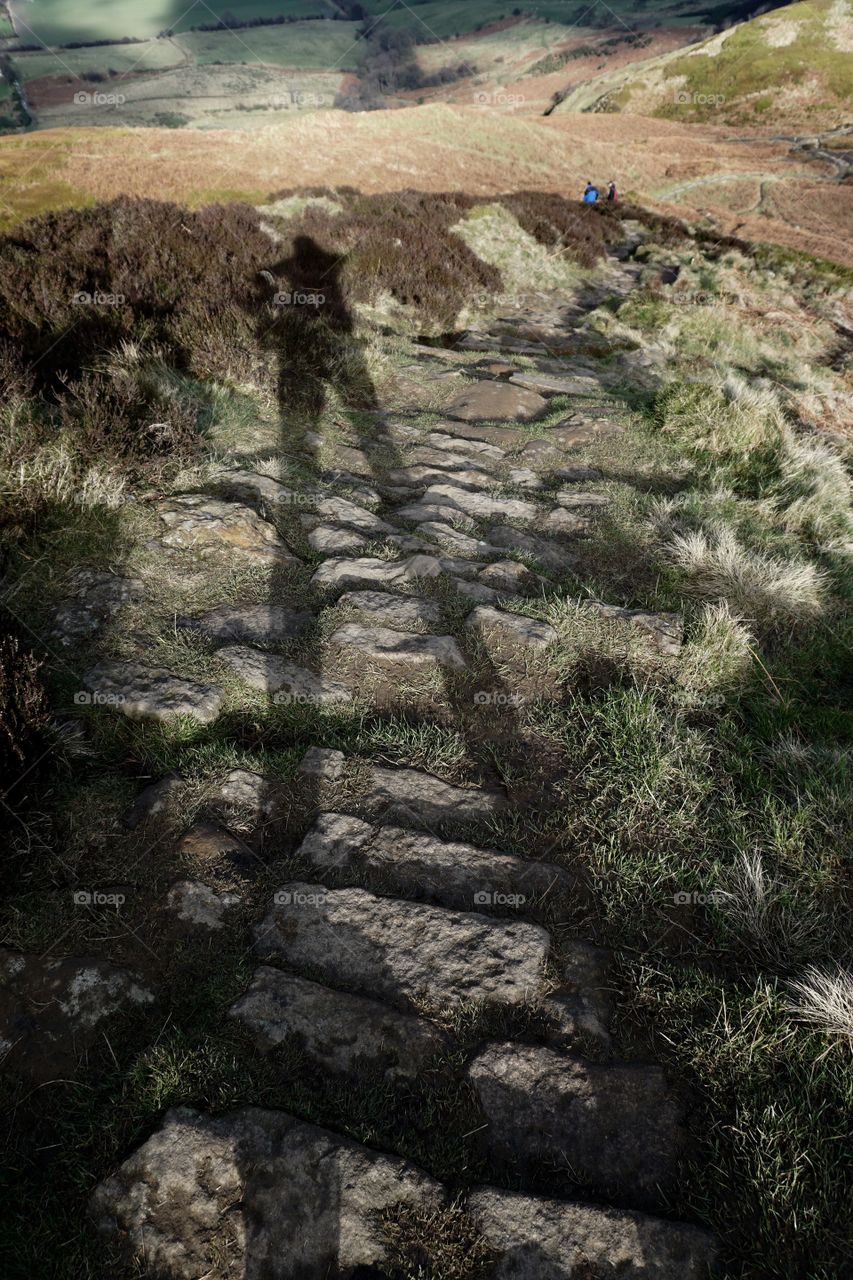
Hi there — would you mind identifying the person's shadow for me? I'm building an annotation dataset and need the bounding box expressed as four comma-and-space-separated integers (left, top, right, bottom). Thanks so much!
258, 234, 379, 448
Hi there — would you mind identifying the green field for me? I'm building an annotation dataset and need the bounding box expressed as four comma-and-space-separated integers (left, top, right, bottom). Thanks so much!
12, 40, 185, 82
177, 21, 358, 70
7, 0, 333, 46
357, 0, 713, 36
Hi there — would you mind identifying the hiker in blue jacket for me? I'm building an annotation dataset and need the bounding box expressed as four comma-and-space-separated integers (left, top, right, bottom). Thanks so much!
582, 181, 599, 203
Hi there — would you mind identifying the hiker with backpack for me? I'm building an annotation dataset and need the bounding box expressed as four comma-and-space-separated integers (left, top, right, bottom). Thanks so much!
582, 181, 599, 203
607, 180, 618, 202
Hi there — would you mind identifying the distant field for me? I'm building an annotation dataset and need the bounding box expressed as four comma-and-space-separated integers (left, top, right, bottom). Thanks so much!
358, 0, 714, 35
13, 40, 185, 83
9, 0, 723, 48
7, 1, 332, 46
177, 22, 359, 70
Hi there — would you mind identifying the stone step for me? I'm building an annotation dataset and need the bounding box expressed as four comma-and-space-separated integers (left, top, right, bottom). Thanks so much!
467, 1041, 685, 1209
361, 760, 508, 826
336, 590, 443, 629
82, 662, 224, 724
510, 371, 602, 396
230, 965, 447, 1079
431, 421, 528, 448
488, 524, 577, 574
303, 524, 368, 554
387, 464, 493, 490
218, 646, 351, 703
586, 603, 683, 656
401, 484, 538, 524
467, 605, 558, 651
427, 431, 505, 460
556, 489, 610, 509
412, 443, 502, 468
253, 882, 550, 1010
311, 553, 443, 593
468, 1186, 717, 1280
543, 507, 594, 536
182, 604, 311, 646
152, 494, 298, 566
328, 623, 467, 670
414, 521, 502, 560
295, 813, 579, 912
90, 1107, 444, 1278
479, 560, 546, 595
445, 381, 547, 423
309, 495, 394, 535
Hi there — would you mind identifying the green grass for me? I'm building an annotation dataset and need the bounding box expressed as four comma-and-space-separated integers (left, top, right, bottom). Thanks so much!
176, 20, 358, 69
7, 0, 333, 46
11, 39, 185, 82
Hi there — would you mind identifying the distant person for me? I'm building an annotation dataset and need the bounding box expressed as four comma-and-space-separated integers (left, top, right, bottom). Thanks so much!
582, 181, 599, 203
606, 180, 618, 202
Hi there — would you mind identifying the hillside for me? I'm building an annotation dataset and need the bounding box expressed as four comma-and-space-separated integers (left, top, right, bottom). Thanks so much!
0, 1, 787, 132
554, 0, 853, 128
0, 187, 851, 1280
0, 105, 850, 266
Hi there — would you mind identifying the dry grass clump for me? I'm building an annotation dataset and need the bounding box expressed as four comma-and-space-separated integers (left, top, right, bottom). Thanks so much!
676, 600, 755, 700
0, 630, 50, 796
657, 374, 787, 463
716, 852, 829, 970
772, 437, 853, 545
666, 525, 827, 625
786, 965, 853, 1047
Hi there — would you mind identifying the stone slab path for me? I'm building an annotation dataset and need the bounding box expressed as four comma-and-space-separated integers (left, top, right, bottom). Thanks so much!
27, 242, 718, 1277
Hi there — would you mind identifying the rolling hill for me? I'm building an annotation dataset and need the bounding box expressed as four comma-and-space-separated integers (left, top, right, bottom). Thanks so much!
553, 0, 853, 128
